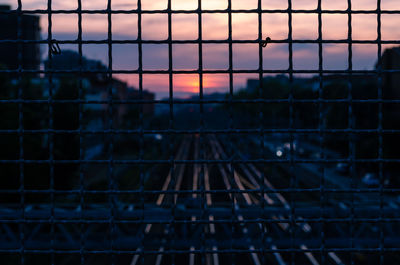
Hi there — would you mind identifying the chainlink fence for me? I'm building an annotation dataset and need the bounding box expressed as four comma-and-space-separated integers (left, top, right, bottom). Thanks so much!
0, 0, 400, 264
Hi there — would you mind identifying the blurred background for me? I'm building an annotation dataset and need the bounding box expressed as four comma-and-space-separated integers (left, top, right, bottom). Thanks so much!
1, 1, 400, 265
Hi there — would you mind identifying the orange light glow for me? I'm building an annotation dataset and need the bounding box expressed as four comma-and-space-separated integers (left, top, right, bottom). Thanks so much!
174, 74, 199, 94
173, 74, 230, 94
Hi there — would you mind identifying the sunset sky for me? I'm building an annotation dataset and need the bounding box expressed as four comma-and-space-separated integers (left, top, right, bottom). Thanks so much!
4, 0, 400, 98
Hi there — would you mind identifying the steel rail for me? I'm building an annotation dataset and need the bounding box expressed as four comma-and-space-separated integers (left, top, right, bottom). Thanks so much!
189, 135, 200, 265
204, 161, 220, 265
130, 136, 190, 265
211, 135, 346, 265
154, 136, 192, 265
208, 136, 264, 265
238, 149, 345, 265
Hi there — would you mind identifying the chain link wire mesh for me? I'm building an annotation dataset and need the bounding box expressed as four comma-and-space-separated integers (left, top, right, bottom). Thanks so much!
0, 0, 400, 264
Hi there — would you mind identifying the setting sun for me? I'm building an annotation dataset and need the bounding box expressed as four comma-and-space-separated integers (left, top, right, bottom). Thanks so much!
174, 74, 199, 94
173, 74, 229, 95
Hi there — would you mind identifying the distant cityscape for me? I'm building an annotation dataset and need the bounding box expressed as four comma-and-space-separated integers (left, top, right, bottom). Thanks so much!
1, 4, 400, 189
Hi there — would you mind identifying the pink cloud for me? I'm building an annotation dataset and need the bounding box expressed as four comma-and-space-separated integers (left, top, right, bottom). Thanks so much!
4, 0, 398, 97
172, 14, 198, 40
262, 0, 288, 9
292, 0, 318, 10
202, 13, 228, 40
232, 13, 259, 40
263, 13, 289, 40
322, 14, 348, 40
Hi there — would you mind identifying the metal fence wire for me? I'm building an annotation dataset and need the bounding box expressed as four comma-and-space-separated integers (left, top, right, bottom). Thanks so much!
0, 0, 400, 264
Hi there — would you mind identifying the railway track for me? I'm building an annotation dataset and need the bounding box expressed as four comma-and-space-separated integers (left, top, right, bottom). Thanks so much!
0, 134, 398, 264
114, 134, 399, 265
211, 134, 349, 265
130, 136, 192, 265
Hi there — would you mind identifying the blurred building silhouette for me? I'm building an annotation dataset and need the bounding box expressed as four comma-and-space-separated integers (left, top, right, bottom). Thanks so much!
45, 50, 155, 159
45, 49, 154, 124
381, 46, 400, 131
382, 46, 400, 99
0, 5, 41, 71
127, 88, 155, 116
46, 50, 154, 111
44, 49, 108, 79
